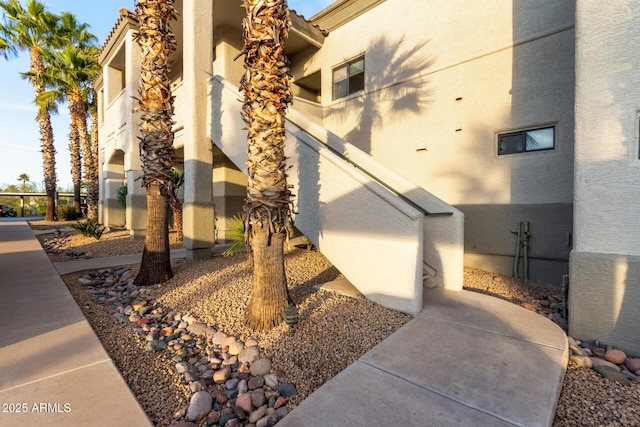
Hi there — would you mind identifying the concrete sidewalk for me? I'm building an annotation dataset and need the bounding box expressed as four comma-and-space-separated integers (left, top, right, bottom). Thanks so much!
1, 220, 568, 427
279, 288, 568, 427
0, 221, 151, 427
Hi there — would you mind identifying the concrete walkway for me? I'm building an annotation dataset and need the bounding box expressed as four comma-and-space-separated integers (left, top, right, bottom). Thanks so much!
0, 221, 151, 427
0, 220, 568, 426
279, 288, 568, 427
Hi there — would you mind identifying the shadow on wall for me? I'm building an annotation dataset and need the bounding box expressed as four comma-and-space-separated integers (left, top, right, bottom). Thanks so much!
325, 36, 435, 156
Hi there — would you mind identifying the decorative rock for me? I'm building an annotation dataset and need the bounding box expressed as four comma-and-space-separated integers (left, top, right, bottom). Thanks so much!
569, 355, 593, 368
146, 340, 168, 352
186, 391, 213, 422
226, 378, 239, 390
214, 366, 231, 383
264, 374, 278, 389
256, 414, 278, 427
238, 379, 248, 395
187, 322, 207, 336
593, 365, 632, 386
213, 332, 228, 345
251, 388, 266, 408
274, 406, 288, 419
248, 376, 265, 390
238, 346, 260, 364
229, 341, 245, 356
218, 413, 237, 427
625, 357, 640, 372
131, 300, 147, 311
569, 345, 586, 357
605, 349, 627, 365
590, 357, 621, 371
225, 419, 241, 427
175, 362, 189, 374
236, 393, 253, 412
160, 326, 174, 337
273, 396, 287, 409
277, 383, 298, 398
246, 339, 259, 347
249, 405, 267, 423
189, 381, 206, 393
250, 358, 271, 376
169, 423, 197, 427
589, 346, 606, 358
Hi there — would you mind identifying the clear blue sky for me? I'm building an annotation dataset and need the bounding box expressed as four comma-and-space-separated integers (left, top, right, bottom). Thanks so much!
0, 0, 333, 189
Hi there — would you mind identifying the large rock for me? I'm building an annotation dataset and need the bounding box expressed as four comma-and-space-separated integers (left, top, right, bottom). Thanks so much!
239, 346, 261, 364
570, 355, 593, 368
186, 391, 213, 421
593, 366, 632, 386
605, 349, 627, 365
250, 358, 271, 376
625, 358, 640, 372
590, 357, 621, 371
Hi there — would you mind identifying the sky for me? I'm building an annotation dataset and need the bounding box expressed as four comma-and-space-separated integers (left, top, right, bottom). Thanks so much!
0, 0, 333, 190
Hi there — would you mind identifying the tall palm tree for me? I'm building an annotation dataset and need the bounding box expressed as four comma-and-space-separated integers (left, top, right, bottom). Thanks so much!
240, 0, 294, 330
0, 0, 61, 221
133, 0, 177, 286
17, 173, 30, 192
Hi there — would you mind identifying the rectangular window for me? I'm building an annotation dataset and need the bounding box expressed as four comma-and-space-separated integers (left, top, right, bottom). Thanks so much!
498, 126, 555, 155
332, 56, 365, 100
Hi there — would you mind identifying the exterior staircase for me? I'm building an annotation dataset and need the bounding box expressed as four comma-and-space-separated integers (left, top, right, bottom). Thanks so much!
210, 76, 464, 315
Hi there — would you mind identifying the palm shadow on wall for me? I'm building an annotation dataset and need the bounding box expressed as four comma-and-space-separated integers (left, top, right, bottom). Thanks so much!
325, 36, 435, 155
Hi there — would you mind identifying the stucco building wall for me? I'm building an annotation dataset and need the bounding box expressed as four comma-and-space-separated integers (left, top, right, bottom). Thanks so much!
570, 1, 640, 355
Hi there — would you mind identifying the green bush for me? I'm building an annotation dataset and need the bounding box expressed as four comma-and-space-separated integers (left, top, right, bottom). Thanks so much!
224, 213, 246, 256
117, 185, 128, 209
69, 219, 106, 240
57, 206, 82, 220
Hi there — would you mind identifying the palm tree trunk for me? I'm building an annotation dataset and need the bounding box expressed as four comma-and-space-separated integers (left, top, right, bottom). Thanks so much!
241, 0, 293, 330
133, 0, 176, 286
69, 121, 82, 215
32, 49, 57, 221
135, 181, 173, 284
69, 92, 97, 220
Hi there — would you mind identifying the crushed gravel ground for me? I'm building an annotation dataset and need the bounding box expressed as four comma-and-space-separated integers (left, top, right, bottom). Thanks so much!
36, 222, 639, 426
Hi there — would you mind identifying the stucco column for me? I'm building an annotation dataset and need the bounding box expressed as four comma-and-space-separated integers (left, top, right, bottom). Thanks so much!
181, 0, 215, 258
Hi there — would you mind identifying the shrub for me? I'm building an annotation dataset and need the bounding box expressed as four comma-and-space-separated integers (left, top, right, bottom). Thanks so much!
224, 213, 246, 256
117, 185, 127, 209
57, 206, 82, 220
69, 219, 106, 240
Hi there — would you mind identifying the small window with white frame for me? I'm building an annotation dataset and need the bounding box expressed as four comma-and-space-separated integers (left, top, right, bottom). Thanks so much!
498, 126, 555, 155
332, 56, 365, 100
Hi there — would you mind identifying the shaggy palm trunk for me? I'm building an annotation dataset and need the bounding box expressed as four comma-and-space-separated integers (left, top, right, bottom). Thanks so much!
69, 92, 97, 220
240, 0, 293, 330
68, 122, 82, 214
31, 49, 57, 221
133, 0, 176, 286
90, 105, 99, 212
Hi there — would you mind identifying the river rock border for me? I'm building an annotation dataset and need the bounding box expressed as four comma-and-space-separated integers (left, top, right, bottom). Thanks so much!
77, 267, 297, 427
568, 336, 640, 386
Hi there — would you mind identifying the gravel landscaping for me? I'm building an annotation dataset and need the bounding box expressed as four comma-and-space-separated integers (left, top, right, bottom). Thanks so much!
34, 221, 640, 426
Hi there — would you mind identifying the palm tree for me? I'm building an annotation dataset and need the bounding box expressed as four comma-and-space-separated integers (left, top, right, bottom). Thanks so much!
36, 13, 99, 219
240, 0, 294, 330
133, 0, 177, 286
0, 0, 61, 221
17, 173, 30, 192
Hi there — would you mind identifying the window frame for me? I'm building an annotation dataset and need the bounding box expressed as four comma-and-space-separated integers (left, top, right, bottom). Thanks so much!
497, 126, 555, 156
332, 55, 365, 101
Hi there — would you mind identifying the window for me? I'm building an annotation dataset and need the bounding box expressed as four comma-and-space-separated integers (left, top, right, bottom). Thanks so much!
332, 56, 365, 100
498, 126, 555, 155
